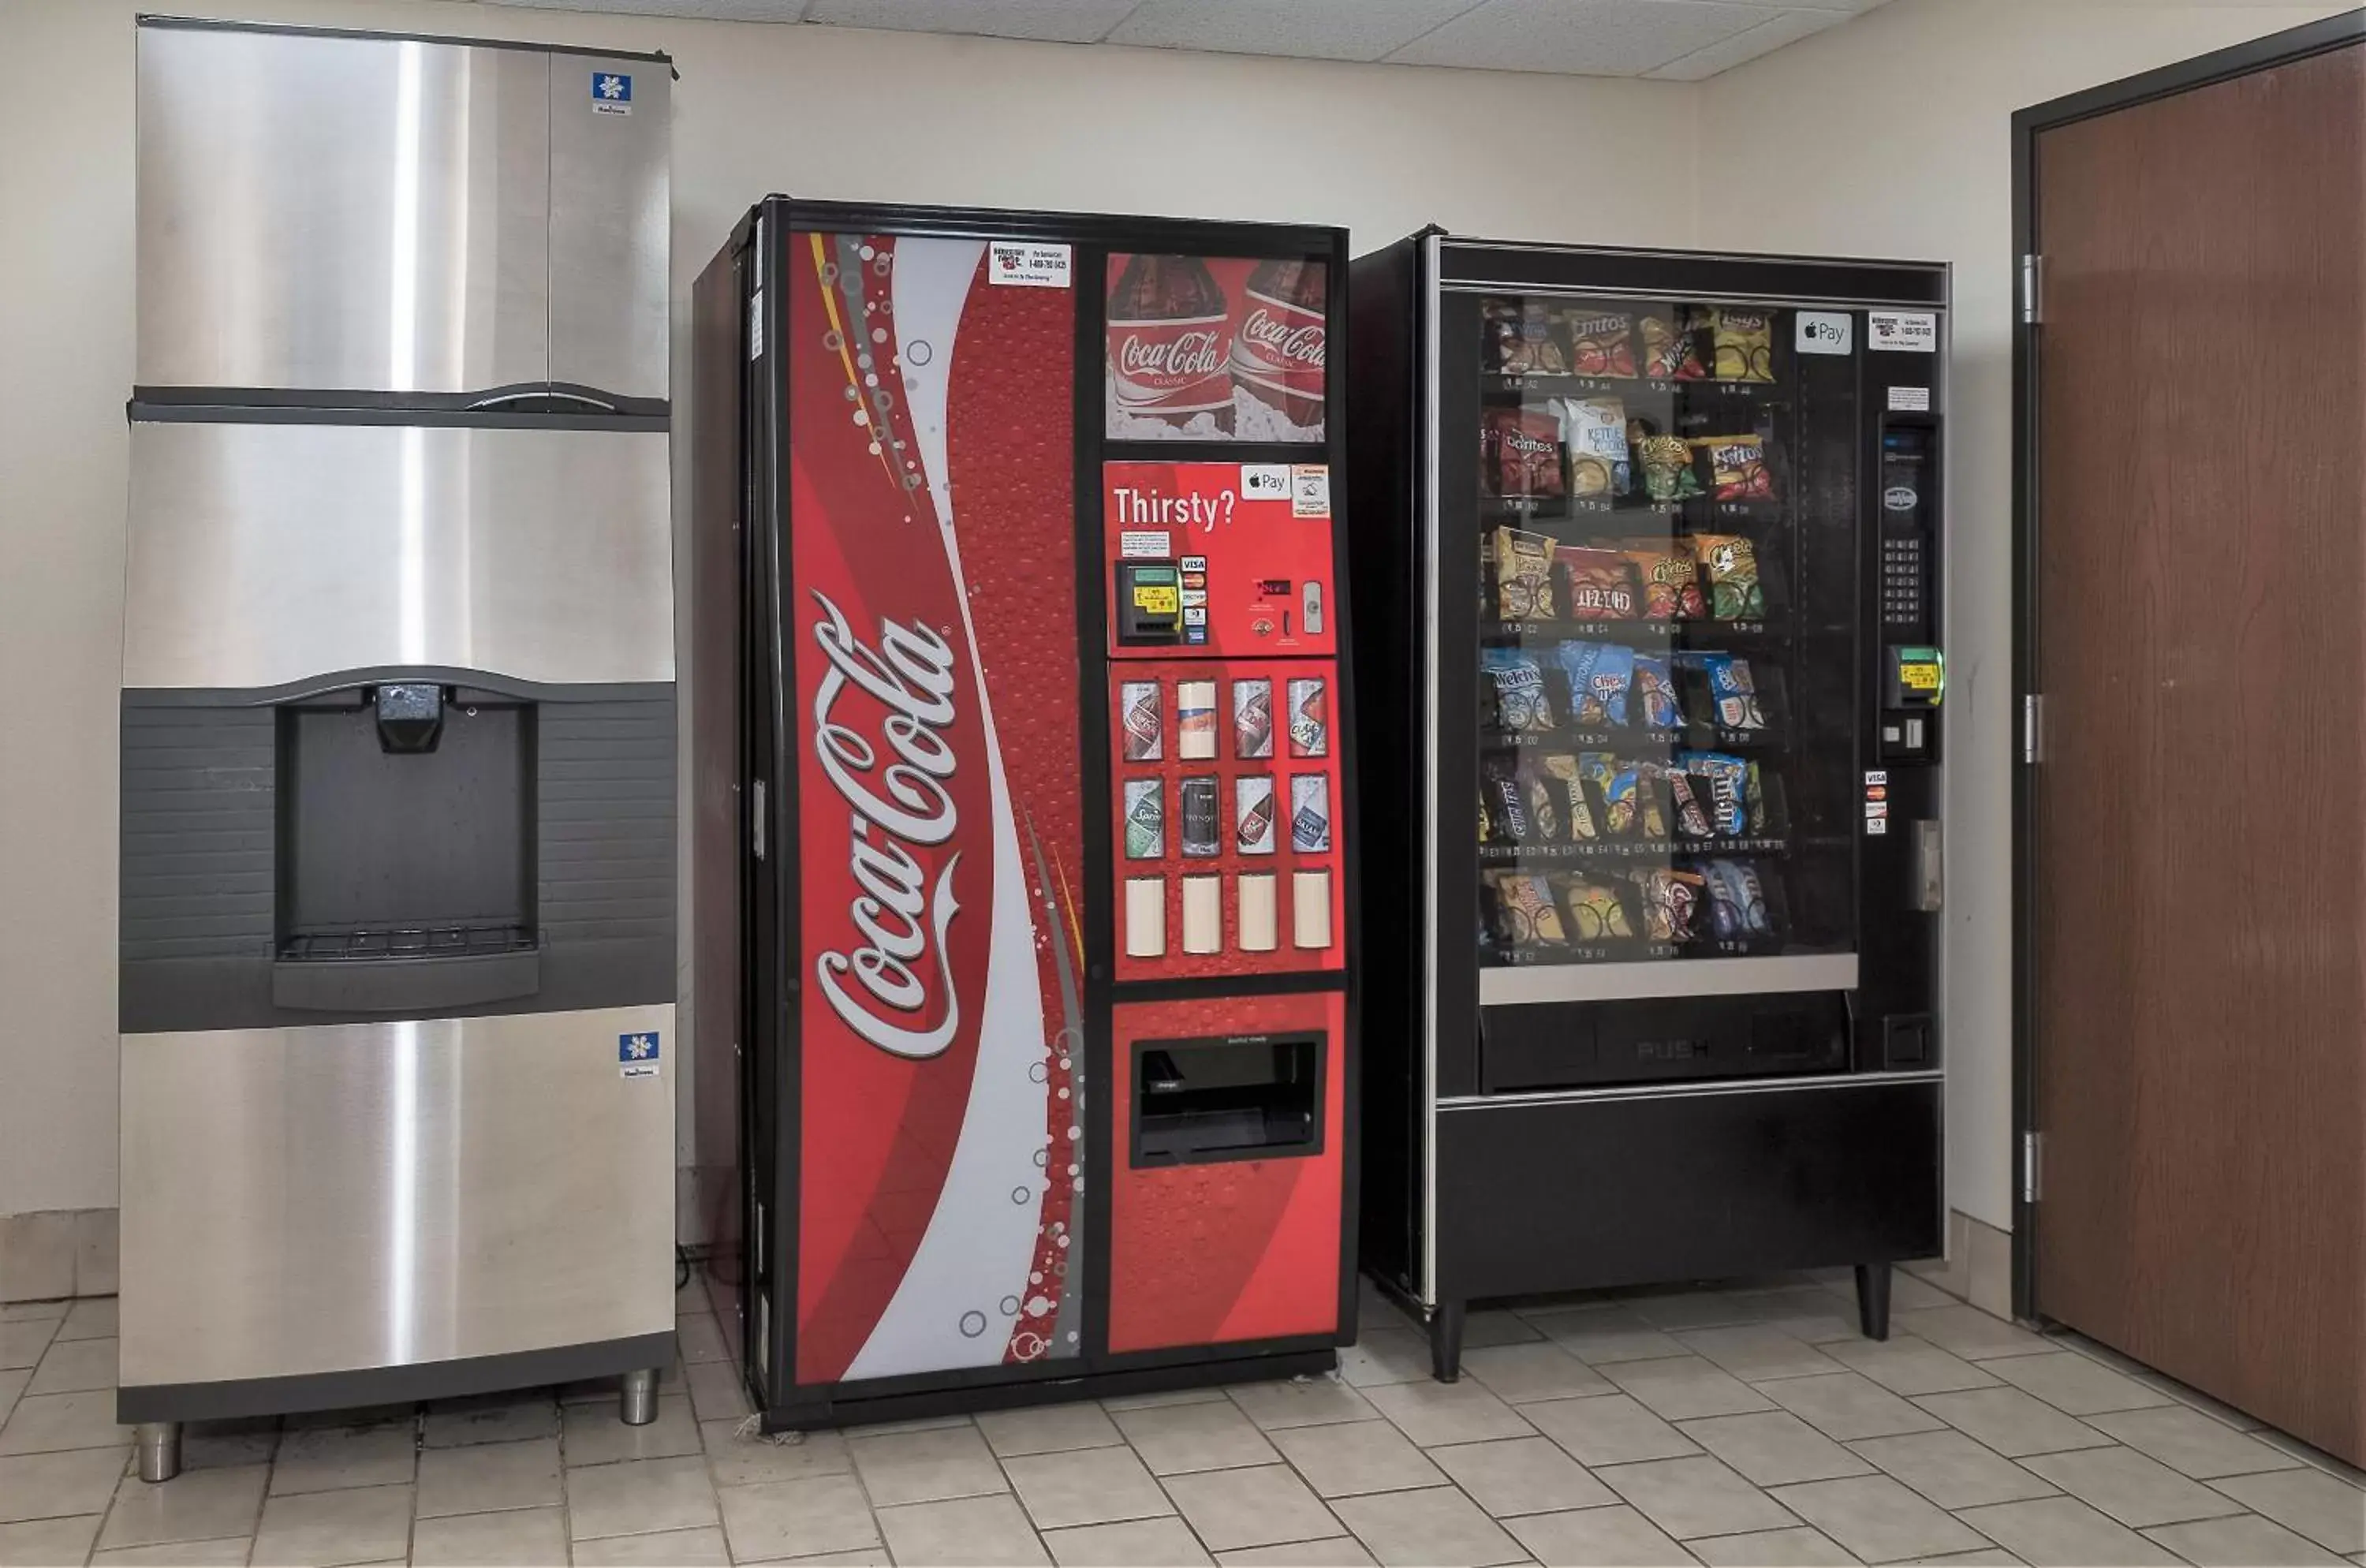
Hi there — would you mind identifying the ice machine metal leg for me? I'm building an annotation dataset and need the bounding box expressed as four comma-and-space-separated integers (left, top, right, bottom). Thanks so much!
1427, 1301, 1466, 1383
619, 1368, 659, 1425
136, 1422, 181, 1484
1855, 1263, 1893, 1342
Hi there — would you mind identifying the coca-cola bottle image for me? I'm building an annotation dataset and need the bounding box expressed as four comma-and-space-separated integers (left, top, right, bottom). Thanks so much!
1230, 259, 1327, 434
1107, 254, 1235, 435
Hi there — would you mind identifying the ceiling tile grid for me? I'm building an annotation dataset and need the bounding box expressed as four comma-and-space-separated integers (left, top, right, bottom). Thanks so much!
483, 0, 1891, 79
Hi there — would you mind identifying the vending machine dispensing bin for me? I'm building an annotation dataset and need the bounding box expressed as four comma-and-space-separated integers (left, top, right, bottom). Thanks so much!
691, 202, 1357, 1426
1349, 234, 1948, 1379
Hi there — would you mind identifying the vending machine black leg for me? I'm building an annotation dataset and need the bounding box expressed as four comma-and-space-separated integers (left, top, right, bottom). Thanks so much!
1855, 1263, 1893, 1341
1429, 1300, 1466, 1382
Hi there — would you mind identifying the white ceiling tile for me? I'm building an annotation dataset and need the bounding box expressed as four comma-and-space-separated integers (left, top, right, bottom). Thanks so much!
802, 0, 1139, 43
1104, 0, 1487, 63
1390, 0, 1769, 77
487, 0, 810, 18
1645, 6, 1839, 79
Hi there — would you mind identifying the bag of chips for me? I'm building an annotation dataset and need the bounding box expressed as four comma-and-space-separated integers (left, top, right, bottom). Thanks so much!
1679, 751, 1751, 836
1692, 533, 1766, 620
1483, 298, 1569, 375
1695, 434, 1774, 502
1565, 308, 1636, 377
1704, 860, 1772, 936
1492, 526, 1557, 619
1483, 409, 1566, 498
1556, 546, 1638, 620
1688, 653, 1765, 729
1556, 642, 1633, 726
1578, 752, 1639, 836
1483, 648, 1555, 733
1631, 652, 1682, 729
1558, 875, 1633, 941
1666, 771, 1715, 838
1540, 753, 1599, 841
1560, 398, 1631, 498
1489, 871, 1568, 944
1710, 308, 1776, 382
1639, 311, 1704, 380
1630, 867, 1704, 943
1746, 760, 1771, 836
1624, 545, 1707, 620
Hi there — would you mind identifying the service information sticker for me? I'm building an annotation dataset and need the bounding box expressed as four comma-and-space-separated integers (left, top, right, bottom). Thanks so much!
1889, 386, 1932, 412
1868, 311, 1939, 353
1291, 465, 1331, 519
1119, 530, 1172, 559
987, 241, 1073, 288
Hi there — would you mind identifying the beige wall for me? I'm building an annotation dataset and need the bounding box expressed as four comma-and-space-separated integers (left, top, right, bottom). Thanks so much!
1697, 0, 2346, 1230
0, 0, 1700, 1215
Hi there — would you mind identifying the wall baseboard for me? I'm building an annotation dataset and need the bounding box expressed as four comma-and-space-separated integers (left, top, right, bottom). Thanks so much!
1904, 1207, 2014, 1320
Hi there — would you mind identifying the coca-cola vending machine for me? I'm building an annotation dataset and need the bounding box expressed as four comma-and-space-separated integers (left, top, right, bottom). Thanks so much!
691, 201, 1356, 1426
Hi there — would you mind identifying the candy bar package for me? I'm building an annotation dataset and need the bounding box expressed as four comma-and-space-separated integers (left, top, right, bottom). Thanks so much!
1560, 397, 1631, 498
1638, 310, 1703, 380
1555, 641, 1633, 727
1692, 533, 1767, 620
1679, 751, 1752, 837
1631, 652, 1682, 730
1556, 545, 1638, 621
1483, 297, 1569, 375
1483, 648, 1557, 733
1517, 760, 1564, 844
1540, 753, 1599, 841
1695, 433, 1774, 502
1488, 871, 1569, 944
1483, 409, 1565, 498
1666, 769, 1715, 838
1492, 526, 1558, 620
1624, 545, 1707, 621
1686, 652, 1766, 730
1633, 763, 1670, 839
1558, 875, 1633, 941
1631, 867, 1704, 944
1709, 308, 1776, 382
1482, 755, 1530, 843
1578, 752, 1640, 836
1704, 859, 1773, 937
1565, 308, 1636, 377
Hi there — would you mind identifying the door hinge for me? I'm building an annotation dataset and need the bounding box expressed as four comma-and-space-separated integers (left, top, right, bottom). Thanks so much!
2022, 1131, 2043, 1204
751, 778, 767, 861
2022, 694, 2044, 763
2021, 253, 2044, 324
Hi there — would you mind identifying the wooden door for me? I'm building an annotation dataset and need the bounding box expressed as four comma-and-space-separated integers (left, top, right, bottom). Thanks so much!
2031, 43, 2366, 1463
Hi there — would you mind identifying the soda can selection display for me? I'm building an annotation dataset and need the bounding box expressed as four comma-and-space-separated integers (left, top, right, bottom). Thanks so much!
1235, 775, 1277, 855
1123, 778, 1164, 860
1287, 677, 1328, 759
1120, 681, 1162, 762
1176, 680, 1218, 760
1179, 775, 1221, 858
1233, 678, 1274, 760
1289, 773, 1330, 854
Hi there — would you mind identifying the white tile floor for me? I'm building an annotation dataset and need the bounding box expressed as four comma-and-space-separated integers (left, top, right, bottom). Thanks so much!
2, 1273, 2360, 1567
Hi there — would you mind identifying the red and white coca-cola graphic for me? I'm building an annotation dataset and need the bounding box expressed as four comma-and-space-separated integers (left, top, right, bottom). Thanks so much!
1106, 253, 1235, 434
789, 230, 1084, 1387
1229, 259, 1327, 431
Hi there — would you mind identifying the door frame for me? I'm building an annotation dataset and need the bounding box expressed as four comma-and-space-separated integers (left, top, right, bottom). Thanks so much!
2008, 8, 2366, 1324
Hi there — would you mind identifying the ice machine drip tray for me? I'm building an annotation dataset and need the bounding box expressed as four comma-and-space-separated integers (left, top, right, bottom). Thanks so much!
271, 684, 542, 1013
1132, 1032, 1323, 1167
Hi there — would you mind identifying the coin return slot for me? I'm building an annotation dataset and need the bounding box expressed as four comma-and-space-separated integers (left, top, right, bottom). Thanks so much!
1132, 1033, 1322, 1167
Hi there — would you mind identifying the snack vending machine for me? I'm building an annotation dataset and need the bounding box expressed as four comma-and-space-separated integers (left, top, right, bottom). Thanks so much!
1349, 234, 1946, 1378
692, 202, 1355, 1426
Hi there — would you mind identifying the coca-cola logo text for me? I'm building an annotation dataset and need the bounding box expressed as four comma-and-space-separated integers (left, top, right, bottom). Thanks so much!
1239, 306, 1325, 369
1117, 326, 1226, 383
808, 589, 965, 1062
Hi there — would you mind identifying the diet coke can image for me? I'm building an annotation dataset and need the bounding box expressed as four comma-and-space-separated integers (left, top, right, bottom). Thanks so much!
1289, 773, 1330, 854
1119, 681, 1162, 762
1233, 678, 1274, 760
1287, 677, 1328, 759
1179, 776, 1221, 858
1123, 778, 1164, 861
1235, 775, 1277, 855
1230, 259, 1327, 436
1106, 254, 1235, 436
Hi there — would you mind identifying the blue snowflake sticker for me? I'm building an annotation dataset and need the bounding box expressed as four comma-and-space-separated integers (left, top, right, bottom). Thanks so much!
620, 1030, 660, 1079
